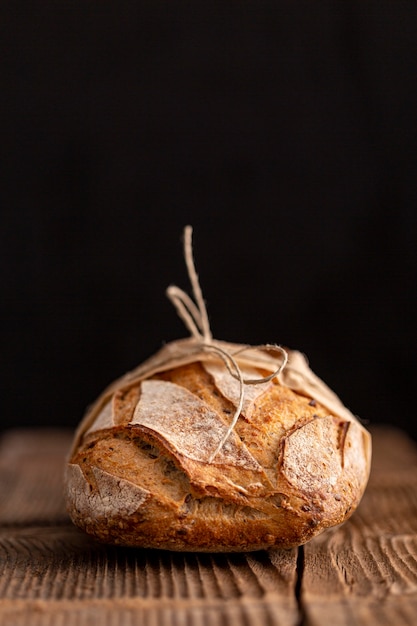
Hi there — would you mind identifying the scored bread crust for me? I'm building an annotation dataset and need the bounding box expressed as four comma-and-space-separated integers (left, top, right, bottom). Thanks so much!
65, 339, 372, 552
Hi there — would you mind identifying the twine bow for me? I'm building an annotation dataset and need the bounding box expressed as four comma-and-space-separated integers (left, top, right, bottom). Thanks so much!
166, 226, 288, 462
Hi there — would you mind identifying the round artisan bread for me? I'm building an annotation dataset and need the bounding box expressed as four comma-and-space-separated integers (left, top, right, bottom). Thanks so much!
65, 342, 371, 552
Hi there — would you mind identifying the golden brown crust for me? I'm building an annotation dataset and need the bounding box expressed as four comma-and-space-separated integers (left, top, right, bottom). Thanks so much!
65, 354, 371, 552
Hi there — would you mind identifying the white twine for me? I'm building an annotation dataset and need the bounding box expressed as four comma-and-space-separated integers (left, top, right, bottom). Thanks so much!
166, 226, 288, 463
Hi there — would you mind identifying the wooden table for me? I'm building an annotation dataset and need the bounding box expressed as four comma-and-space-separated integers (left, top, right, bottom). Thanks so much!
0, 426, 416, 626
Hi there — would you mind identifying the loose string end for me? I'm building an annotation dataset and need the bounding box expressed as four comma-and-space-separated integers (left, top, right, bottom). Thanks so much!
166, 226, 212, 342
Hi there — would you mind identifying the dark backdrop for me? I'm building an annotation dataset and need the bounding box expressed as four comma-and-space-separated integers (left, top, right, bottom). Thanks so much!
2, 2, 417, 440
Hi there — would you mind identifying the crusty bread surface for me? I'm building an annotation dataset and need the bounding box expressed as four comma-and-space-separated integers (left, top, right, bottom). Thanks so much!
65, 350, 371, 552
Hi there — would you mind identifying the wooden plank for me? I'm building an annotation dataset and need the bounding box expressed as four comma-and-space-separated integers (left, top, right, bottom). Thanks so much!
0, 429, 299, 626
0, 526, 299, 625
2, 426, 417, 625
301, 427, 417, 626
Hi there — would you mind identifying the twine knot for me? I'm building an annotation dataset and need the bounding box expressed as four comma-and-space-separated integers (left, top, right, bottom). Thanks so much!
166, 226, 288, 462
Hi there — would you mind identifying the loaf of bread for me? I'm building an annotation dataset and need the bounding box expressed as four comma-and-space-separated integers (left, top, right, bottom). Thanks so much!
65, 338, 372, 552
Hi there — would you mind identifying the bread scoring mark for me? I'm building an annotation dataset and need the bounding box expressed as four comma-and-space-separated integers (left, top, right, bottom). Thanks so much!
337, 420, 351, 468
85, 399, 114, 436
113, 385, 141, 425
66, 464, 150, 519
154, 362, 237, 418
202, 362, 273, 419
129, 379, 262, 470
342, 419, 371, 486
83, 384, 143, 437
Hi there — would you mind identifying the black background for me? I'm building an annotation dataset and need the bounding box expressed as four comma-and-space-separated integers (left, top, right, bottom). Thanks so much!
2, 2, 417, 440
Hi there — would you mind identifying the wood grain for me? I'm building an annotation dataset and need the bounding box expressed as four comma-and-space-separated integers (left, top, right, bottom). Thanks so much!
0, 426, 417, 625
0, 526, 299, 625
0, 429, 299, 625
